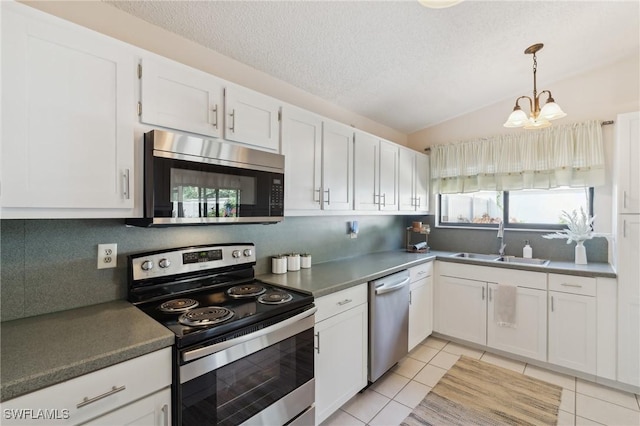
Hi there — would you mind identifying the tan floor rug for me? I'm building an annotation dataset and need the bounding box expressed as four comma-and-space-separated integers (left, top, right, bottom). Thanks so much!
402, 356, 563, 426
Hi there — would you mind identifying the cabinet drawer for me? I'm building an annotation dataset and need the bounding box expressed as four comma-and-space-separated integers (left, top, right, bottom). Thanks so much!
315, 283, 367, 323
410, 262, 433, 282
2, 348, 171, 426
549, 274, 596, 296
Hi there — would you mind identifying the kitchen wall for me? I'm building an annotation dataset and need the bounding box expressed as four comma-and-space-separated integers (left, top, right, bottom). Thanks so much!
0, 215, 418, 322
18, 0, 407, 146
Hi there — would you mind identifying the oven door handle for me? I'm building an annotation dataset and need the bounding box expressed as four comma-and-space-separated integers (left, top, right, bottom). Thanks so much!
182, 306, 317, 363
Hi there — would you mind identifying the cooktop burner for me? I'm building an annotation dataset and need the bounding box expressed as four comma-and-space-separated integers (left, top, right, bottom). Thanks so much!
227, 284, 266, 298
159, 298, 199, 313
258, 291, 293, 305
179, 307, 234, 327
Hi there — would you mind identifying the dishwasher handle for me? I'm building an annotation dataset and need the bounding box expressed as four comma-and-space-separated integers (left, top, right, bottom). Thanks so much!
374, 276, 410, 295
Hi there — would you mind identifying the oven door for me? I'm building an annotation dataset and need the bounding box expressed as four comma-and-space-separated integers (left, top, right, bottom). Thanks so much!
177, 308, 315, 426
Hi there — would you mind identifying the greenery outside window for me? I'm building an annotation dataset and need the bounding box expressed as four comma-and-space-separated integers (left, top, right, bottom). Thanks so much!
438, 187, 594, 230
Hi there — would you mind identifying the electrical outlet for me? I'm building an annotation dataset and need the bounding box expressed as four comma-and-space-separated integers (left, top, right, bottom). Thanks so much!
97, 243, 117, 269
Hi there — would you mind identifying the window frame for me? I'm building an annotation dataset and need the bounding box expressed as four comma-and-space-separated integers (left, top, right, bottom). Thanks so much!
437, 187, 595, 231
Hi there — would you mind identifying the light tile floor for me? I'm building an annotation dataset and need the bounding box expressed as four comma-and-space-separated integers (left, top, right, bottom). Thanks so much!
321, 337, 640, 426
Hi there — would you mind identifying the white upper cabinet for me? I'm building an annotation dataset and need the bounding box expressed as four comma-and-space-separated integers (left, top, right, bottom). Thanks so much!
139, 57, 224, 139
354, 131, 399, 211
281, 106, 323, 212
398, 147, 430, 213
321, 121, 354, 210
224, 86, 281, 152
616, 111, 640, 213
1, 2, 135, 217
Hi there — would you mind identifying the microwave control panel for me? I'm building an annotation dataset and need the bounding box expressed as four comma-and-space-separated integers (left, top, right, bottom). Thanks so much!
270, 177, 284, 214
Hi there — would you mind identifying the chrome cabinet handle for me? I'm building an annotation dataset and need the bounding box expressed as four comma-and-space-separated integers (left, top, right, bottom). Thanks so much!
162, 404, 169, 426
315, 332, 320, 354
314, 188, 321, 204
489, 287, 492, 302
623, 219, 627, 238
381, 193, 386, 206
551, 296, 555, 312
623, 191, 628, 209
122, 169, 130, 200
482, 287, 485, 300
211, 105, 218, 129
416, 196, 421, 208
561, 283, 583, 288
337, 299, 352, 306
324, 188, 330, 205
77, 385, 126, 408
229, 109, 236, 132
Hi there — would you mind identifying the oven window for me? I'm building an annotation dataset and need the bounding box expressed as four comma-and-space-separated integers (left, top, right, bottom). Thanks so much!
180, 329, 314, 426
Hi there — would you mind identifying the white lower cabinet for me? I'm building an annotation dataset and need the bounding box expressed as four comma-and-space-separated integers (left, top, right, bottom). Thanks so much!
436, 262, 547, 361
487, 283, 547, 361
1, 348, 171, 426
83, 388, 170, 426
436, 274, 487, 346
408, 263, 434, 351
548, 274, 597, 375
314, 284, 368, 425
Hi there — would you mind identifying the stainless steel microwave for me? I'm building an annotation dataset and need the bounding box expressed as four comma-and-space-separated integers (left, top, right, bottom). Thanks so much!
126, 130, 284, 226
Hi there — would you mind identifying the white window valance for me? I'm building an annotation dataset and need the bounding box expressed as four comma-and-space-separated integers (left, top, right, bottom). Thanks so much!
430, 120, 605, 194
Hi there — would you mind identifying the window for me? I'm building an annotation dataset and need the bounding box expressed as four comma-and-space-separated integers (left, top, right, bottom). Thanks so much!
439, 187, 593, 230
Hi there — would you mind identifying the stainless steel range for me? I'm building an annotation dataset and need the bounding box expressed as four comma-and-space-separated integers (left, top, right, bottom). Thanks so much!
128, 243, 316, 426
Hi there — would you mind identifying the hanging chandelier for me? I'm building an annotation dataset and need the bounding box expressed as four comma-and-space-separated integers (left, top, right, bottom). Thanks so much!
503, 43, 567, 130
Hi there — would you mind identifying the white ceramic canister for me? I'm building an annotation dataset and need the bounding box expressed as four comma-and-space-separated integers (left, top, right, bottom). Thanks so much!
300, 253, 312, 269
287, 253, 301, 271
271, 255, 287, 274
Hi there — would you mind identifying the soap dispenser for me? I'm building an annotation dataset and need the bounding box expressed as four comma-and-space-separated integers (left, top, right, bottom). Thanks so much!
523, 240, 532, 258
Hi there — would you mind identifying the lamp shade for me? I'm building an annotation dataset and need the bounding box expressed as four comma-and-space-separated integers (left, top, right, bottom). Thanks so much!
503, 108, 529, 128
539, 101, 567, 121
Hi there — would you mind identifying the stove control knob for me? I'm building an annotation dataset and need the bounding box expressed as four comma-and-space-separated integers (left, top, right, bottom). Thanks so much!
158, 258, 171, 268
243, 249, 253, 257
232, 250, 241, 258
141, 260, 154, 271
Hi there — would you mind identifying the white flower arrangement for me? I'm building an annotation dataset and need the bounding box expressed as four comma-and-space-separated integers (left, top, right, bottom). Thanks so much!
543, 207, 595, 244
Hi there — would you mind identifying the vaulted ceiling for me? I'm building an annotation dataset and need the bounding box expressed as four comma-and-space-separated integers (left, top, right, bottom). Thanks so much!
104, 1, 640, 134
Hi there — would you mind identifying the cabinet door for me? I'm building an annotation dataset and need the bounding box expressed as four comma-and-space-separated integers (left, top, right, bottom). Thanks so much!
487, 284, 547, 361
321, 121, 354, 210
548, 291, 597, 374
140, 57, 223, 138
415, 153, 430, 213
224, 86, 280, 152
436, 275, 487, 345
353, 132, 379, 211
617, 215, 640, 386
409, 276, 433, 351
378, 140, 399, 211
616, 111, 640, 214
398, 148, 416, 211
315, 303, 367, 424
1, 3, 135, 213
83, 388, 171, 426
281, 106, 322, 211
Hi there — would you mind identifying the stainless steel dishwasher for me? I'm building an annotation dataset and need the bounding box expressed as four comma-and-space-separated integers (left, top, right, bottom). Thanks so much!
369, 269, 411, 382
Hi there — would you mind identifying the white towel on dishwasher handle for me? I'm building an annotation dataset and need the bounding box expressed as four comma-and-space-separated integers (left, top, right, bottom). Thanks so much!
494, 283, 517, 328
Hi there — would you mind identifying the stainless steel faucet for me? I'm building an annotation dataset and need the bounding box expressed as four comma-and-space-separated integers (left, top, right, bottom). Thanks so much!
497, 221, 506, 256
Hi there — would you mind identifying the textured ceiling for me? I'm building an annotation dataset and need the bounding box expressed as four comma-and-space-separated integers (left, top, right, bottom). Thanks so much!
104, 1, 640, 134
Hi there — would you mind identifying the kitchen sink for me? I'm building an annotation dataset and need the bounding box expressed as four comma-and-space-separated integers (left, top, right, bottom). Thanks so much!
496, 256, 550, 266
450, 252, 550, 267
451, 252, 501, 261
